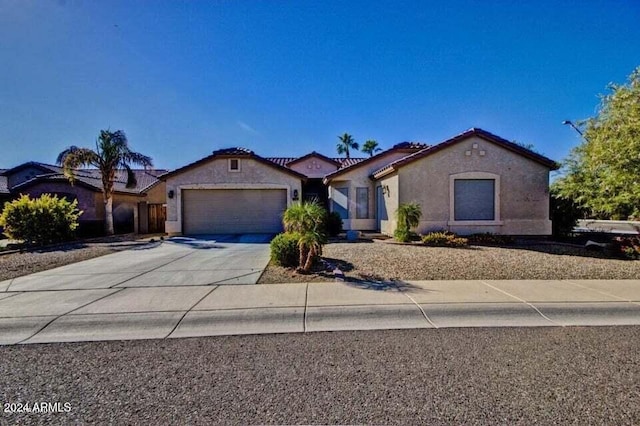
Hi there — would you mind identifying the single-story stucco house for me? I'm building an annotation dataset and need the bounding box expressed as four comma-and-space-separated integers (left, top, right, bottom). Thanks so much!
162, 128, 559, 236
0, 162, 168, 235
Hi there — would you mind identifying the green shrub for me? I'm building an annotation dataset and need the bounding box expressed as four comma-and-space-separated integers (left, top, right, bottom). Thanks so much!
467, 233, 514, 245
395, 203, 422, 230
393, 228, 413, 243
324, 211, 343, 237
421, 231, 468, 247
270, 232, 301, 267
550, 191, 585, 238
0, 194, 83, 245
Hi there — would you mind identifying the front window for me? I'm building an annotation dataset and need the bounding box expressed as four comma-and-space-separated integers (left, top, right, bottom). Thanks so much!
228, 158, 240, 172
454, 179, 495, 221
356, 187, 369, 219
332, 187, 349, 219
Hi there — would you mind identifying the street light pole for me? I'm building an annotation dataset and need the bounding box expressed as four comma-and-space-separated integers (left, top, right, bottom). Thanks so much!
562, 120, 583, 136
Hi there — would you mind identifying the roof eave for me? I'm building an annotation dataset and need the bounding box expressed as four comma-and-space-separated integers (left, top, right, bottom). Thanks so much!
162, 151, 307, 181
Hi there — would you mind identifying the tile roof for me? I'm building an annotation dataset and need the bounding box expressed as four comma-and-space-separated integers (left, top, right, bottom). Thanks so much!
211, 147, 255, 156
0, 176, 9, 194
0, 162, 62, 176
265, 157, 298, 167
162, 148, 308, 180
12, 169, 168, 195
322, 144, 427, 182
371, 128, 560, 179
265, 157, 366, 169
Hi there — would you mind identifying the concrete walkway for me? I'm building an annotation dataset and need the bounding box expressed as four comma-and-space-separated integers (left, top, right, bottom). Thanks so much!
1, 279, 639, 345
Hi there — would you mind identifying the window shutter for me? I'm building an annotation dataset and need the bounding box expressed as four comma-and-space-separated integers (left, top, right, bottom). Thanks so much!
454, 179, 495, 221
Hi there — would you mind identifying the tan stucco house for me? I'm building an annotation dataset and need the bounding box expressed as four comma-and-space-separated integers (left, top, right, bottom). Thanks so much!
163, 128, 559, 236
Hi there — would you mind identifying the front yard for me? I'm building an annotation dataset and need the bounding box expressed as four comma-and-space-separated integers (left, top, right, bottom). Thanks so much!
258, 240, 640, 283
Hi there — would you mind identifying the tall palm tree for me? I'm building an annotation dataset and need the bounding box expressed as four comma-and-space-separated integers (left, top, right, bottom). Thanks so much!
362, 139, 382, 157
57, 130, 153, 235
337, 133, 359, 158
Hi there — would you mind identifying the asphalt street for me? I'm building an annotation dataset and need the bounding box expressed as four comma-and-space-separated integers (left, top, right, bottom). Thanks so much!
1, 327, 639, 425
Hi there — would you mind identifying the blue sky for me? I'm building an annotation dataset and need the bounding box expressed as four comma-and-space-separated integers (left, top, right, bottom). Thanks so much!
1, 1, 639, 171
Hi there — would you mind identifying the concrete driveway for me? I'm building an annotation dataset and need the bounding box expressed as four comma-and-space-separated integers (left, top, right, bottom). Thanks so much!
0, 234, 273, 293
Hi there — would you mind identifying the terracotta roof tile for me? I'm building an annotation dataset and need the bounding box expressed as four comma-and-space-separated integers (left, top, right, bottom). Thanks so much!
12, 169, 168, 194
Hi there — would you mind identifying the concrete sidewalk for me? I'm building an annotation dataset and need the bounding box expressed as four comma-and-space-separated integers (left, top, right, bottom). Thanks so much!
1, 279, 639, 345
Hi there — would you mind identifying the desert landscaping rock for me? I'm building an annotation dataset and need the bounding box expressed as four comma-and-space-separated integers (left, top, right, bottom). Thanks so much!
259, 241, 640, 283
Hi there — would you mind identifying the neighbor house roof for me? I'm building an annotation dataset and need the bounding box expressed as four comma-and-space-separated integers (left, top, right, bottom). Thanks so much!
12, 169, 168, 195
161, 147, 308, 180
0, 161, 62, 176
371, 128, 560, 179
0, 176, 9, 194
322, 142, 429, 183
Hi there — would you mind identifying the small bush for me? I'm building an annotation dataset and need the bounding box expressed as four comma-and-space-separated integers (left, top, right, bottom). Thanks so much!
611, 236, 640, 260
467, 233, 514, 245
393, 228, 414, 243
324, 211, 343, 237
421, 231, 468, 247
0, 194, 82, 245
550, 191, 584, 238
270, 232, 301, 267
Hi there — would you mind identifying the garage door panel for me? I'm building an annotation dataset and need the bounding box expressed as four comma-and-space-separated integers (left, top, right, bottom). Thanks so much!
182, 189, 287, 234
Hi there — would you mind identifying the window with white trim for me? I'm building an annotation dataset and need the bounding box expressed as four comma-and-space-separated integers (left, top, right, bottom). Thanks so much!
228, 158, 240, 172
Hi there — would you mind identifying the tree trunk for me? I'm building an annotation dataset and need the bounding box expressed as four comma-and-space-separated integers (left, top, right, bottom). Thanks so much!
303, 246, 317, 272
298, 245, 308, 271
104, 195, 115, 235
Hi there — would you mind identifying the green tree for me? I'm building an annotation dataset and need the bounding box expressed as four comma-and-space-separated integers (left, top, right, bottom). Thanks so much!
554, 66, 640, 219
337, 133, 359, 158
57, 130, 153, 235
362, 140, 382, 157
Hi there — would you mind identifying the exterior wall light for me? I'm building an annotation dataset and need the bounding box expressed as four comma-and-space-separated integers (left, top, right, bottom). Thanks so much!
292, 189, 299, 200
382, 185, 390, 196
168, 190, 174, 199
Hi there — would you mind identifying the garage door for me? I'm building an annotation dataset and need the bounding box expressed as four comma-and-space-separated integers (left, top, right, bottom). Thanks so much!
182, 189, 287, 234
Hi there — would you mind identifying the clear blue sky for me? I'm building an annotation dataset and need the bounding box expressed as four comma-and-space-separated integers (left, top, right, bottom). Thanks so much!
1, 0, 639, 171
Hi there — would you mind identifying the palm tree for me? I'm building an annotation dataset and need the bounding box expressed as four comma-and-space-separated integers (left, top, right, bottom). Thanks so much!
282, 201, 328, 272
362, 140, 382, 157
396, 202, 422, 232
337, 133, 359, 158
57, 130, 153, 235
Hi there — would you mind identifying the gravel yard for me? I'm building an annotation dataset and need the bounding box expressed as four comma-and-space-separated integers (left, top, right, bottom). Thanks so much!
1, 327, 638, 424
0, 235, 155, 282
259, 240, 640, 283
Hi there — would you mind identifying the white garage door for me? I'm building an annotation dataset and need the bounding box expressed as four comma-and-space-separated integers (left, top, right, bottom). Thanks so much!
182, 189, 287, 234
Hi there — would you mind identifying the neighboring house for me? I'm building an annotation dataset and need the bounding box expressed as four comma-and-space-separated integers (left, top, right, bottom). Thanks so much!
164, 128, 558, 236
0, 162, 167, 235
0, 173, 10, 208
